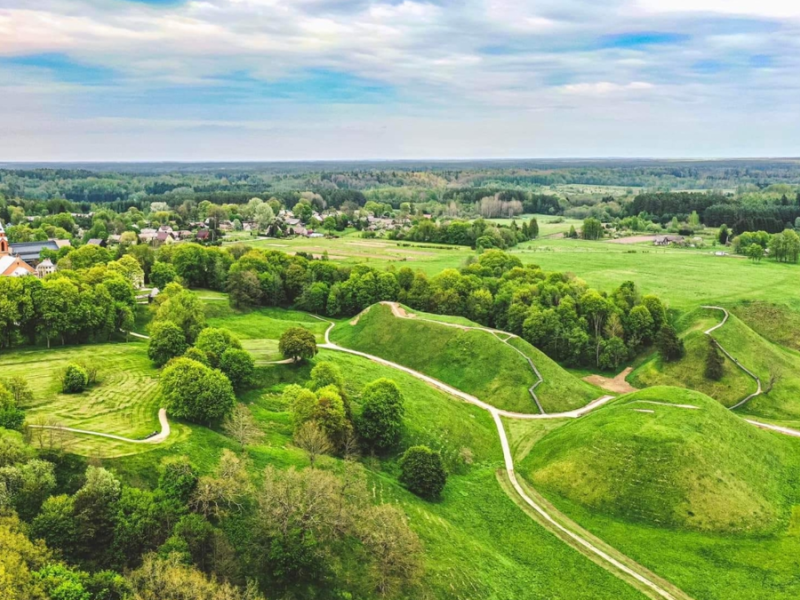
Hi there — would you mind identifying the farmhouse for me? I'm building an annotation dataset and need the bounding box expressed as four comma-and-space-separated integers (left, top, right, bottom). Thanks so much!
654, 235, 684, 246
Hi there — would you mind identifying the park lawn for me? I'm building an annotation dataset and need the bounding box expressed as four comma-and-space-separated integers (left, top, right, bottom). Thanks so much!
0, 340, 170, 456
515, 386, 800, 600
118, 348, 644, 600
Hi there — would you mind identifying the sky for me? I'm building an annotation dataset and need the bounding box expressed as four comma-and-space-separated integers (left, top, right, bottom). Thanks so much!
0, 0, 798, 161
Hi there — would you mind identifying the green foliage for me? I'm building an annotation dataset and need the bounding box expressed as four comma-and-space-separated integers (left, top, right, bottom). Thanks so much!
704, 338, 724, 381
61, 364, 89, 394
195, 327, 242, 368
358, 378, 405, 453
158, 456, 198, 504
598, 337, 628, 371
150, 262, 178, 289
309, 361, 345, 395
219, 348, 255, 392
582, 218, 604, 240
154, 287, 206, 344
148, 321, 188, 367
399, 446, 447, 500
159, 358, 235, 424
278, 327, 318, 362
656, 324, 685, 362
0, 382, 24, 430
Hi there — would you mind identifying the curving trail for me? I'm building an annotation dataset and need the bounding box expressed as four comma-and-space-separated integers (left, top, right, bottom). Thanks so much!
315, 314, 684, 600
701, 306, 763, 409
28, 408, 171, 444
377, 302, 546, 413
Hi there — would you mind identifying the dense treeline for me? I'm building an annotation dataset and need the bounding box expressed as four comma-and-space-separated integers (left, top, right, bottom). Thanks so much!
224, 246, 666, 369
389, 217, 538, 249
629, 191, 800, 233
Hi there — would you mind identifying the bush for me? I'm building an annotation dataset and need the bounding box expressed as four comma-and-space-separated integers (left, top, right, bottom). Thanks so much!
0, 383, 24, 431
358, 379, 405, 453
195, 328, 242, 368
159, 358, 235, 424
183, 346, 210, 366
399, 445, 447, 500
148, 321, 188, 367
158, 456, 198, 504
278, 327, 318, 362
61, 364, 89, 394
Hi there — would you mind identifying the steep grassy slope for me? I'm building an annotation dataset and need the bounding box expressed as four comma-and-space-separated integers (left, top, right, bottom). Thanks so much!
516, 385, 800, 600
330, 303, 599, 413
521, 387, 790, 535
630, 309, 754, 407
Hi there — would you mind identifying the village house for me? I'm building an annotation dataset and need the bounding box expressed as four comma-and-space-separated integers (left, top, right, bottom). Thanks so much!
0, 222, 36, 277
653, 235, 684, 247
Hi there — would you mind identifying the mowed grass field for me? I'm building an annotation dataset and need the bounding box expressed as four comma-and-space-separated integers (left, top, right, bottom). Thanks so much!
515, 386, 800, 600
0, 339, 183, 457
205, 301, 329, 363
229, 232, 800, 311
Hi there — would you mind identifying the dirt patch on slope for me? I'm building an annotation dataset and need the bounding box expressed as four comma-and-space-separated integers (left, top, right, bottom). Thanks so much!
583, 367, 638, 394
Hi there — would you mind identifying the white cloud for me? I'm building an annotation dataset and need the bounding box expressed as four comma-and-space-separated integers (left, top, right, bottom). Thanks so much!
637, 0, 800, 19
559, 81, 655, 95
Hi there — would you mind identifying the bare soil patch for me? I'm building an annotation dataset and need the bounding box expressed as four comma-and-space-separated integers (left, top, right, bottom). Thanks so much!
583, 367, 638, 394
607, 235, 656, 245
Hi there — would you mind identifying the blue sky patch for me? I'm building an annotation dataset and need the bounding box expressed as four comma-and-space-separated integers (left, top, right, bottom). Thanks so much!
3, 53, 116, 85
598, 32, 690, 50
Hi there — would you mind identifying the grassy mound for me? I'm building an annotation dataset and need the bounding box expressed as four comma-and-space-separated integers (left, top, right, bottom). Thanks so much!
630, 308, 754, 407
330, 303, 599, 413
521, 386, 790, 534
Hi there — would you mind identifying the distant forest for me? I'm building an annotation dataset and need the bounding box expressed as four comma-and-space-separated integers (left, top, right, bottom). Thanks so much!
2, 159, 800, 232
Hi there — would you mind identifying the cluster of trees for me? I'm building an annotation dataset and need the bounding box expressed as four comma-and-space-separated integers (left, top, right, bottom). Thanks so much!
0, 256, 140, 349
731, 229, 800, 263
390, 217, 539, 250
225, 248, 671, 370
1, 413, 425, 600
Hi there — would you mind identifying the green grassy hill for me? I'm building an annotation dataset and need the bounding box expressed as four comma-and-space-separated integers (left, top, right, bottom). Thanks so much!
330, 303, 600, 413
631, 307, 800, 421
107, 348, 644, 600
521, 386, 790, 535
630, 308, 754, 407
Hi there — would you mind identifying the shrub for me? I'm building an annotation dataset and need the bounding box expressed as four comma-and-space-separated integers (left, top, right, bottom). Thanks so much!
158, 456, 198, 504
195, 328, 242, 368
705, 338, 725, 381
656, 324, 685, 362
399, 445, 447, 500
219, 348, 255, 391
183, 346, 210, 366
159, 358, 235, 424
61, 364, 89, 394
0, 383, 24, 431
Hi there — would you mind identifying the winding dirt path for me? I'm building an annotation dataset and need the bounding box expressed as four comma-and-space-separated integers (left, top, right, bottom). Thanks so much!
701, 306, 763, 409
28, 408, 171, 444
315, 315, 684, 600
378, 302, 546, 414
